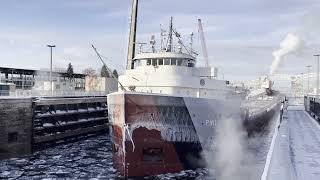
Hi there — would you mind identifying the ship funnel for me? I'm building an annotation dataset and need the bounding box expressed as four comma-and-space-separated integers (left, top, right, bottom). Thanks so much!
127, 0, 139, 69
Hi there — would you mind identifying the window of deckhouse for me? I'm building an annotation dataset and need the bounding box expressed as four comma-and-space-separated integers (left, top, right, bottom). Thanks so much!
164, 59, 170, 65
158, 59, 164, 65
171, 59, 177, 65
152, 59, 157, 66
147, 59, 151, 66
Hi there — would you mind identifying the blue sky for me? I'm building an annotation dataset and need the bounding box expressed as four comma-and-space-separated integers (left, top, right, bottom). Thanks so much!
0, 0, 320, 80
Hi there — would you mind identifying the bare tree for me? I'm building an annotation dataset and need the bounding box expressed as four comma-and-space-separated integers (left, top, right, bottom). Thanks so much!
82, 68, 97, 76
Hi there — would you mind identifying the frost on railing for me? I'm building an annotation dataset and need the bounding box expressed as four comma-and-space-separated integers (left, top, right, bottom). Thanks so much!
0, 90, 111, 97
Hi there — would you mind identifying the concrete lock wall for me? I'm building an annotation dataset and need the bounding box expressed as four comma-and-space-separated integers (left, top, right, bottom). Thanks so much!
0, 97, 33, 159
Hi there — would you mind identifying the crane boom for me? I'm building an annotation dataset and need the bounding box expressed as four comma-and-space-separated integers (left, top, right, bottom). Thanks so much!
91, 45, 126, 91
198, 19, 209, 67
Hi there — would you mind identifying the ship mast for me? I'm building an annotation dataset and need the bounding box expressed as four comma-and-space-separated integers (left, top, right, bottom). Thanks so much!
127, 0, 139, 69
166, 17, 173, 52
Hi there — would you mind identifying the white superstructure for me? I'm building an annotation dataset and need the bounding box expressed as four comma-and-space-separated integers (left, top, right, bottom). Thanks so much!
116, 15, 238, 99
118, 51, 235, 99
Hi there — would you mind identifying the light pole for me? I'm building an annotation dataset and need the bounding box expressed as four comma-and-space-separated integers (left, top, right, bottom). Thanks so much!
300, 73, 304, 96
47, 45, 56, 95
314, 54, 320, 96
220, 71, 225, 80
306, 65, 311, 95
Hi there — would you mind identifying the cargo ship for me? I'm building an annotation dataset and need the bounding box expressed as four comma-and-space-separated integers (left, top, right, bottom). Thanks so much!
107, 0, 281, 177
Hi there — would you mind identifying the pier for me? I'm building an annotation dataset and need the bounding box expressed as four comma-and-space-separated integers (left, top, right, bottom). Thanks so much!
264, 102, 320, 180
0, 96, 108, 159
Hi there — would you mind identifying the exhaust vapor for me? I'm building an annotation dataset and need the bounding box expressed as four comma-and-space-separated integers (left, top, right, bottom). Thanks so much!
212, 117, 251, 180
269, 33, 303, 75
201, 99, 258, 180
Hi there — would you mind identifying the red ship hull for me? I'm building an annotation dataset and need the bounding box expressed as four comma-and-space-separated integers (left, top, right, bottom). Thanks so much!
108, 92, 280, 177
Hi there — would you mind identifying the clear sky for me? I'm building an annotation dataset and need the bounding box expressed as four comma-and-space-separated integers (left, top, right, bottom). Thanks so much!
0, 0, 320, 80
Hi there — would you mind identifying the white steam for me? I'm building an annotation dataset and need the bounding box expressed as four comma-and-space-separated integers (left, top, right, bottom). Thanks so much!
211, 117, 256, 180
201, 99, 257, 180
270, 33, 303, 75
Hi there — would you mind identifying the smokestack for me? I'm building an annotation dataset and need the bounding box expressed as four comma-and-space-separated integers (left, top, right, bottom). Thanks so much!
127, 0, 139, 69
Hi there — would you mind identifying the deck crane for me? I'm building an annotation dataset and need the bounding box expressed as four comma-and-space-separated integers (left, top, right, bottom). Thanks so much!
198, 19, 209, 67
91, 45, 126, 91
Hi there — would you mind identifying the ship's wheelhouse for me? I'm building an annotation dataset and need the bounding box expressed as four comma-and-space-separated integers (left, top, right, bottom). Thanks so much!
132, 53, 196, 69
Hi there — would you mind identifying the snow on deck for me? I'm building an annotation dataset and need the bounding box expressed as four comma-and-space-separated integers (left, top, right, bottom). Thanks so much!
266, 106, 320, 180
242, 93, 282, 116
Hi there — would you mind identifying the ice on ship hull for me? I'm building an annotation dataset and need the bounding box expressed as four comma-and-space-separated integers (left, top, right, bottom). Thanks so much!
108, 92, 242, 177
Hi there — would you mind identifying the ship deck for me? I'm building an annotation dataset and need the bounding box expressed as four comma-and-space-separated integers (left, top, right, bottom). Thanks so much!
242, 92, 283, 116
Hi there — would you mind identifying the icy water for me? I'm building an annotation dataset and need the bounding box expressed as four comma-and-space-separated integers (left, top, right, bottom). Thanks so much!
0, 123, 276, 180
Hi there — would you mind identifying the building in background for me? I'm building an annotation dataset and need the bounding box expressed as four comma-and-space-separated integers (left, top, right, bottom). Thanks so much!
85, 76, 118, 94
0, 66, 118, 96
0, 67, 86, 91
0, 82, 16, 96
243, 73, 319, 97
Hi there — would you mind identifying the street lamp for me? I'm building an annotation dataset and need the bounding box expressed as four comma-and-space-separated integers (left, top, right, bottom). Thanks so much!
300, 73, 304, 96
314, 54, 320, 96
306, 65, 311, 95
47, 44, 56, 95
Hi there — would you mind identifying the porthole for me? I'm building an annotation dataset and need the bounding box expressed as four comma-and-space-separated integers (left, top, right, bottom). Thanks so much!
200, 79, 205, 86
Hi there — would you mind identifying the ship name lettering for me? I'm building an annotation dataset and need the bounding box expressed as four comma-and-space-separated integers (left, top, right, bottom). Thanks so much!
205, 119, 217, 126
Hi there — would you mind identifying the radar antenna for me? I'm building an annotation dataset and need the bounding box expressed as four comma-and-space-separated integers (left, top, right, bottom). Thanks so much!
160, 24, 167, 51
150, 35, 156, 53
190, 32, 194, 55
166, 17, 173, 52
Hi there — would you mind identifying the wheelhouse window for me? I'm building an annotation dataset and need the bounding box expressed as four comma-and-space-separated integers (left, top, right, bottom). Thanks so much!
188, 59, 195, 67
147, 59, 151, 66
152, 59, 157, 66
135, 58, 195, 67
158, 59, 164, 65
164, 58, 170, 65
171, 59, 177, 65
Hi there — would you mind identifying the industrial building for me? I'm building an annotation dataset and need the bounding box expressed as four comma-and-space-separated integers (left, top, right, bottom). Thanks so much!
0, 66, 118, 96
0, 67, 86, 90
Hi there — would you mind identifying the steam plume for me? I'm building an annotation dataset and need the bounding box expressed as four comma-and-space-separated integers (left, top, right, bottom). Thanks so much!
270, 33, 302, 75
202, 99, 257, 180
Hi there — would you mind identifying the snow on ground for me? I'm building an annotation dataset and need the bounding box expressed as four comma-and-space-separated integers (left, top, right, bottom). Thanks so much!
267, 107, 320, 180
